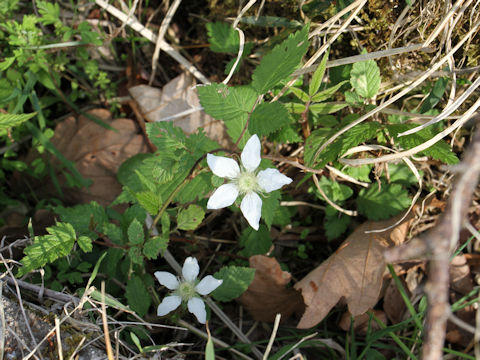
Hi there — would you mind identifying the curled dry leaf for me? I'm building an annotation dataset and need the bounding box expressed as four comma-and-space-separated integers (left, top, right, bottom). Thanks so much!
238, 255, 305, 322
383, 277, 410, 324
129, 73, 231, 147
449, 254, 474, 295
49, 108, 148, 206
295, 213, 413, 329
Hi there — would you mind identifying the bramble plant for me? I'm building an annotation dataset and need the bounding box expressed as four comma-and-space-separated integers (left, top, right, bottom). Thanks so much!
14, 18, 459, 329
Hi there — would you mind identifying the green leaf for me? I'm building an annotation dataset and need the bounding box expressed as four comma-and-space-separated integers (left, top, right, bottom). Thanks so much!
311, 81, 348, 103
0, 112, 36, 130
198, 83, 257, 122
309, 51, 329, 96
17, 222, 76, 277
135, 191, 161, 215
261, 190, 281, 229
350, 59, 381, 98
77, 236, 93, 252
387, 163, 421, 186
270, 124, 302, 143
239, 225, 272, 256
146, 122, 187, 152
343, 165, 372, 183
324, 206, 350, 240
143, 235, 169, 260
205, 328, 215, 360
128, 247, 144, 265
290, 86, 310, 102
308, 102, 348, 115
55, 202, 107, 238
387, 124, 459, 164
127, 219, 144, 245
315, 176, 353, 202
177, 204, 205, 231
206, 22, 239, 53
249, 102, 291, 136
125, 275, 151, 317
357, 184, 411, 220
419, 77, 448, 113
252, 25, 309, 93
175, 172, 212, 204
225, 114, 252, 148
211, 266, 255, 302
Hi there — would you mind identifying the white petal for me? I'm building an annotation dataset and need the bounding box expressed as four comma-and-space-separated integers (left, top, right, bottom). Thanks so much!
187, 297, 207, 324
154, 271, 179, 290
207, 183, 239, 209
207, 154, 240, 179
241, 135, 261, 172
257, 168, 293, 193
182, 257, 199, 282
240, 192, 262, 230
195, 276, 223, 295
157, 295, 181, 316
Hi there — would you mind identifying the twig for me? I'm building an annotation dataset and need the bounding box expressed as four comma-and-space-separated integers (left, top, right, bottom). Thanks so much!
385, 124, 480, 359
100, 282, 114, 360
263, 313, 281, 360
55, 317, 63, 360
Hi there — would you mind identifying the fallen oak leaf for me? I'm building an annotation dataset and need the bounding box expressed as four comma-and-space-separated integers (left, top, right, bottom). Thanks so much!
238, 255, 305, 322
295, 213, 413, 329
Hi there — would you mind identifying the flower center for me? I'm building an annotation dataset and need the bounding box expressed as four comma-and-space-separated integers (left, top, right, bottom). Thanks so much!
237, 171, 258, 194
177, 281, 196, 301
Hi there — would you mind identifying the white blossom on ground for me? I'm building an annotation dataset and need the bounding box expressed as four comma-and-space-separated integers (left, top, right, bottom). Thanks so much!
206, 134, 292, 230
154, 257, 223, 324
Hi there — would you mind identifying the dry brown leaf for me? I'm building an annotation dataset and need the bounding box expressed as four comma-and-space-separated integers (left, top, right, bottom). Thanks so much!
129, 73, 231, 147
49, 108, 148, 206
450, 254, 474, 295
383, 278, 410, 324
295, 213, 413, 329
238, 255, 305, 322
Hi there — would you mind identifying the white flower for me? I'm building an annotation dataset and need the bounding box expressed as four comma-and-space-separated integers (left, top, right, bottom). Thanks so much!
154, 257, 223, 324
206, 134, 292, 230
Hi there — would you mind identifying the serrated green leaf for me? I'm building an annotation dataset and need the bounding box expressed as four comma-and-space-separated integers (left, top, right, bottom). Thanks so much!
239, 225, 272, 256
290, 86, 310, 102
350, 59, 381, 98
311, 81, 348, 103
146, 122, 187, 152
128, 247, 144, 265
17, 222, 76, 277
143, 235, 169, 260
261, 191, 281, 229
0, 112, 36, 130
249, 102, 291, 136
252, 25, 309, 93
309, 51, 329, 96
55, 202, 107, 238
198, 83, 257, 122
126, 275, 151, 317
211, 266, 255, 302
177, 204, 205, 231
270, 124, 302, 143
388, 124, 459, 164
357, 184, 411, 220
135, 191, 161, 215
343, 165, 372, 183
387, 163, 421, 186
175, 172, 212, 204
117, 153, 152, 186
127, 219, 144, 245
315, 176, 353, 202
308, 102, 347, 115
206, 22, 239, 53
325, 210, 350, 240
225, 114, 252, 148
77, 236, 93, 252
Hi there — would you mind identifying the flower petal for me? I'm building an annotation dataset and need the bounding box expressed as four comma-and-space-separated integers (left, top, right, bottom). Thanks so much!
157, 295, 181, 316
207, 183, 239, 209
154, 271, 179, 290
207, 154, 240, 179
241, 135, 261, 172
182, 257, 199, 282
195, 275, 223, 295
257, 168, 293, 193
240, 192, 262, 230
187, 297, 207, 324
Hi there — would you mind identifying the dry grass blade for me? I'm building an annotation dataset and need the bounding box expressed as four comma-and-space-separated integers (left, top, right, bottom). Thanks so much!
100, 282, 114, 360
95, 0, 209, 84
312, 174, 358, 216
